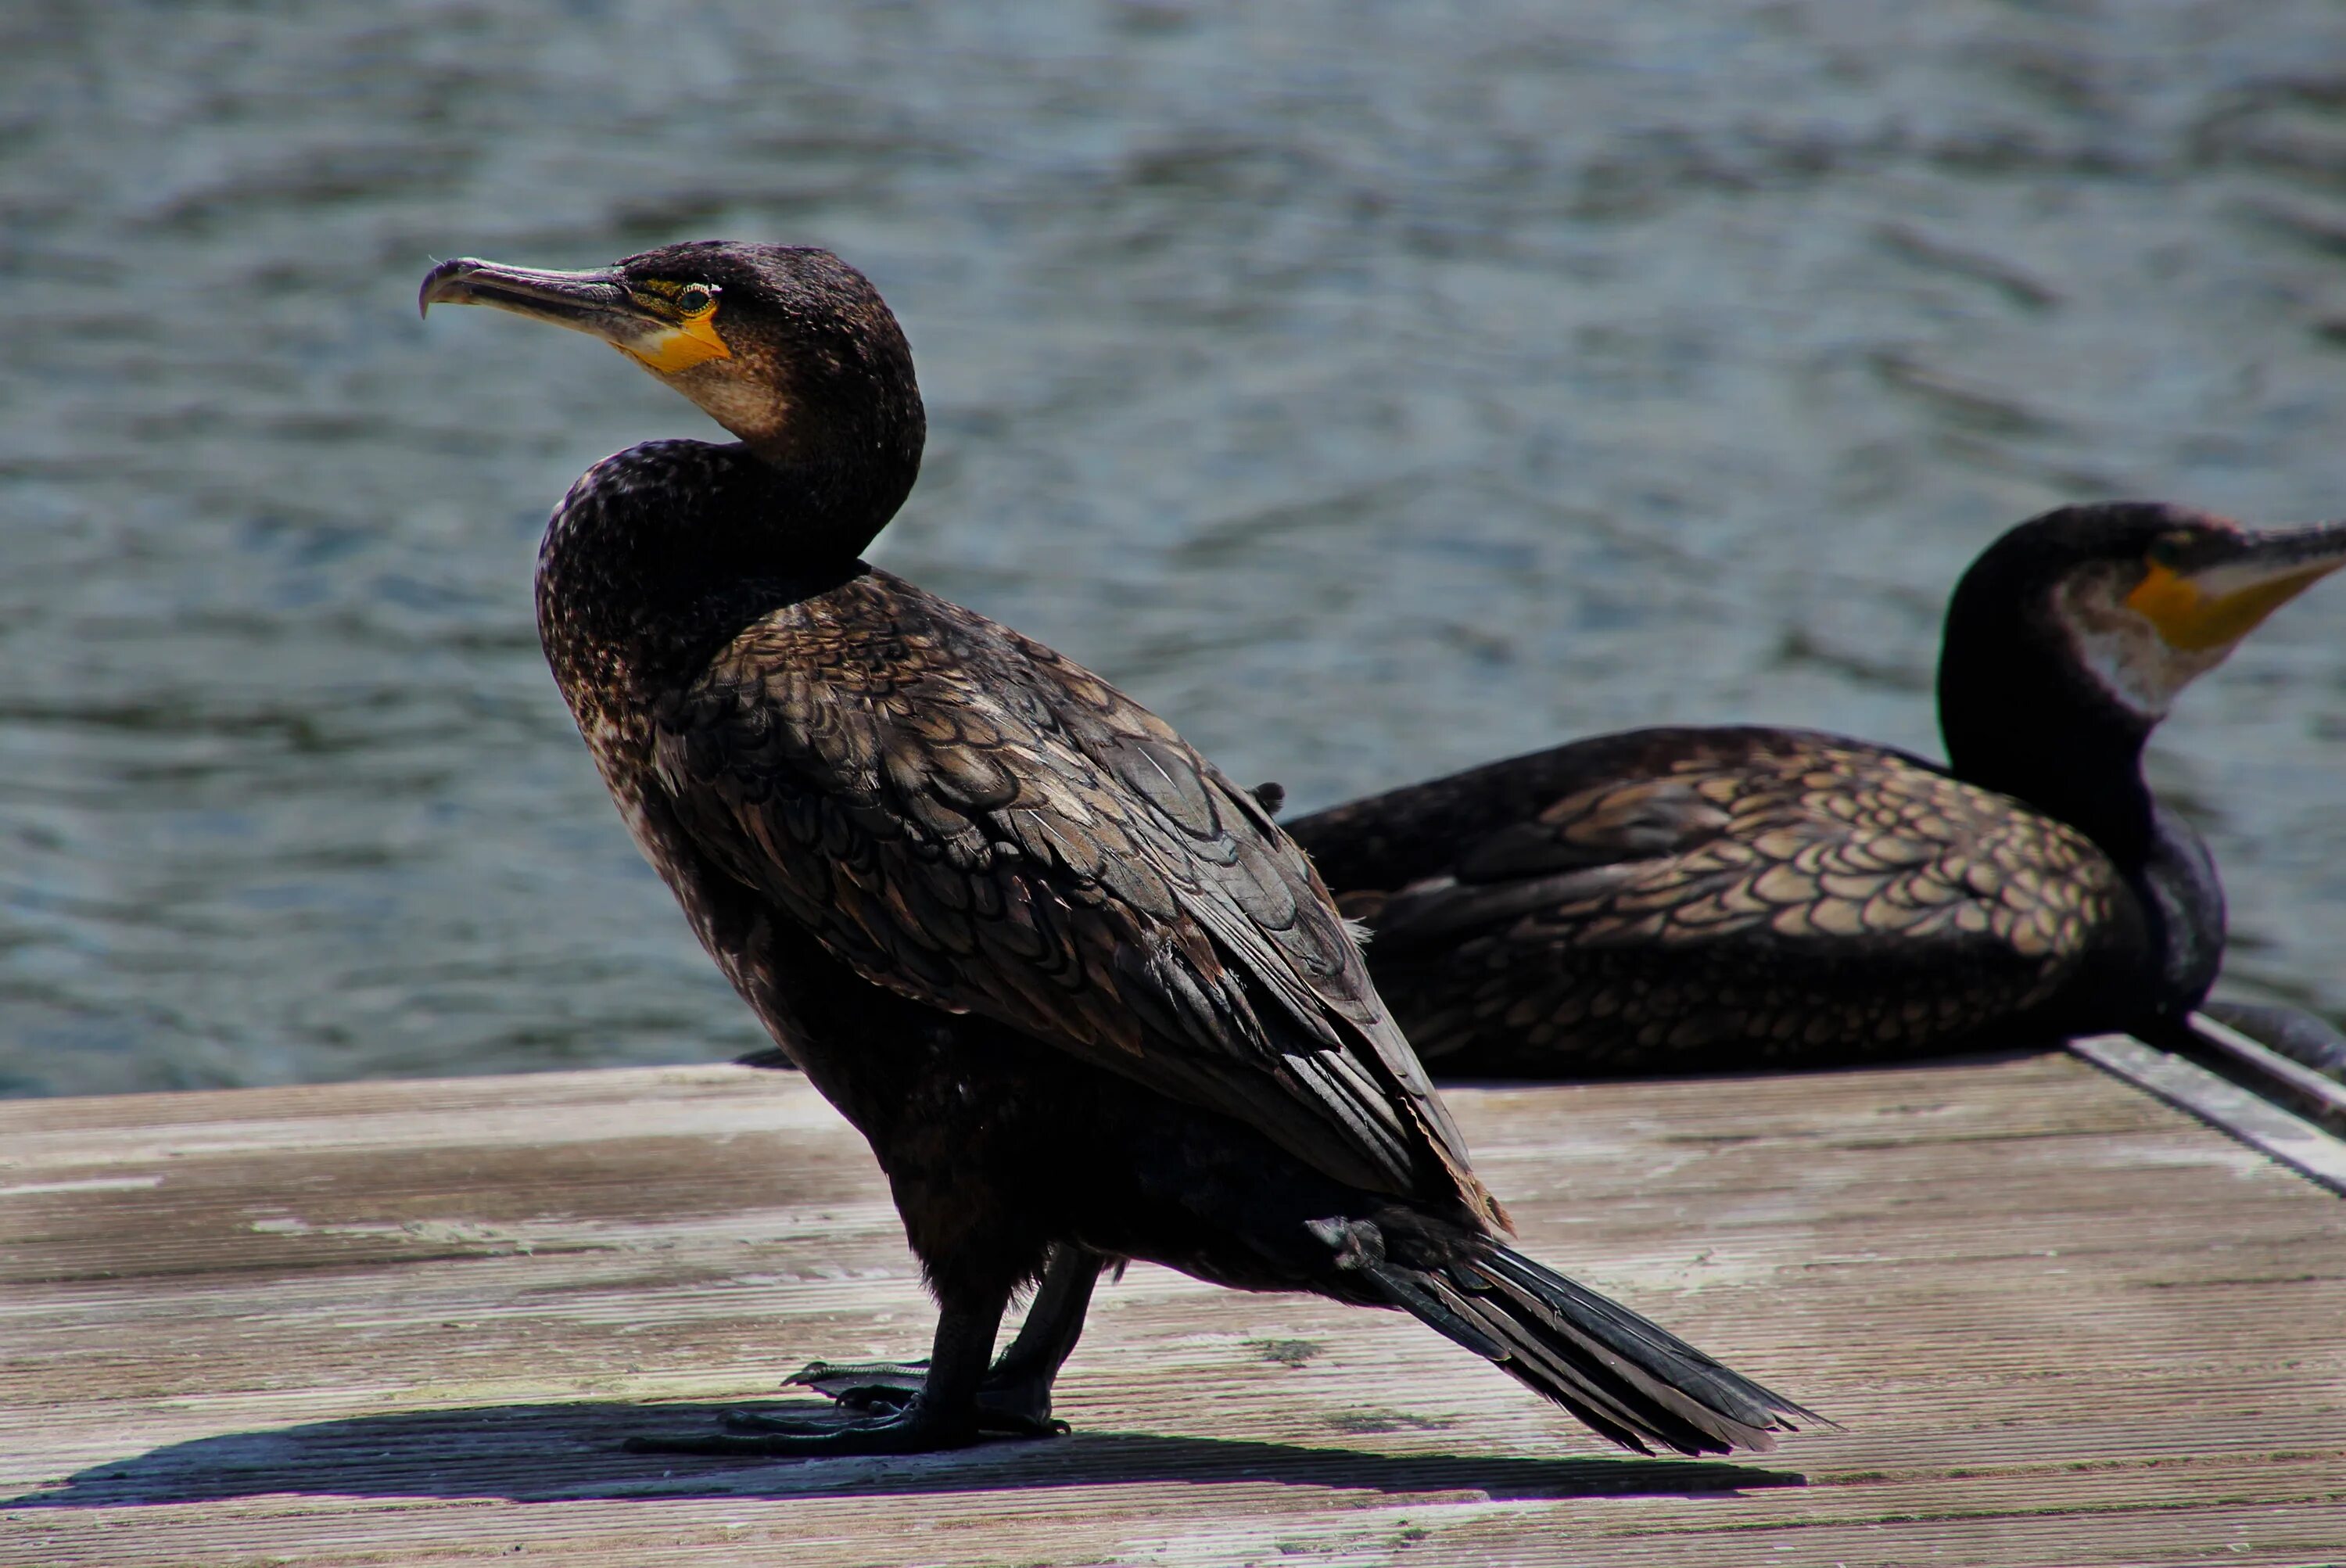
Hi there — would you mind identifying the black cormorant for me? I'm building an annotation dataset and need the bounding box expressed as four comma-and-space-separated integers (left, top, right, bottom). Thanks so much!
418, 242, 1817, 1457
797, 504, 2346, 1428
1286, 504, 2346, 1078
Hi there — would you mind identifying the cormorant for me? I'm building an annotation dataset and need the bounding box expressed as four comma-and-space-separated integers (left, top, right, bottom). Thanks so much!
418, 242, 1817, 1457
1286, 504, 2346, 1078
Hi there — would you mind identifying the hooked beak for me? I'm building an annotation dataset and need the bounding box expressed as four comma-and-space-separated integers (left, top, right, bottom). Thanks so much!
421, 257, 633, 329
2126, 519, 2346, 652
419, 257, 730, 374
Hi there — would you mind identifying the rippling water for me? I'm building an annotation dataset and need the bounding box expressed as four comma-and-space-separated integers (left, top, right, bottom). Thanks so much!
5, 2, 2346, 1096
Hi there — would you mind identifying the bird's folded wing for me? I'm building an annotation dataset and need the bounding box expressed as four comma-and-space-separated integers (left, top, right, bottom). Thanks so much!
1361, 745, 2115, 999
649, 573, 1490, 1217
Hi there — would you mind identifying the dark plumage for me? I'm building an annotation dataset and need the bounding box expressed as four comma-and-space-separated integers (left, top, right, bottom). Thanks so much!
419, 242, 1817, 1458
1287, 504, 2346, 1076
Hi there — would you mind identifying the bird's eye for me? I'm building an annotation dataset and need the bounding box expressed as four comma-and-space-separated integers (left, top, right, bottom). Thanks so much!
676, 284, 716, 317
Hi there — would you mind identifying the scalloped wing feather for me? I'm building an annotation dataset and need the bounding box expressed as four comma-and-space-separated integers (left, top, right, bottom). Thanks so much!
1349, 740, 2123, 1067
650, 571, 1493, 1221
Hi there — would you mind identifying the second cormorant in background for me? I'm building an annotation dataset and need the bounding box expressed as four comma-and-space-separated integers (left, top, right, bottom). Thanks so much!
1288, 504, 2346, 1077
418, 242, 1816, 1457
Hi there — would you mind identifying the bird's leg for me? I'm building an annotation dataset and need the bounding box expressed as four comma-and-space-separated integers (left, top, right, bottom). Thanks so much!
622, 1287, 1014, 1458
788, 1244, 1103, 1434
985, 1244, 1103, 1414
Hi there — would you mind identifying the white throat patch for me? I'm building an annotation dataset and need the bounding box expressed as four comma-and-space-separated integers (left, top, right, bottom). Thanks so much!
2055, 568, 2230, 723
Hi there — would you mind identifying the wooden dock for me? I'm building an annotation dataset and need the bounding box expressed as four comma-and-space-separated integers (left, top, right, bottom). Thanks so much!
4, 1048, 2343, 1567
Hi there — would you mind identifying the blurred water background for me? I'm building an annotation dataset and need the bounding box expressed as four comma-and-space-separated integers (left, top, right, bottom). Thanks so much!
5, 1, 2346, 1096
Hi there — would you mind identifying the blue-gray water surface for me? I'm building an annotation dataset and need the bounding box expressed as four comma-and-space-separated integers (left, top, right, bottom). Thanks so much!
5, 2, 2345, 1097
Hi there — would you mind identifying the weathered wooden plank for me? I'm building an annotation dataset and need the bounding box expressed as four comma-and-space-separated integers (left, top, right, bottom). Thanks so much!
2072, 1032, 2346, 1193
2, 1053, 2341, 1567
2184, 1013, 2346, 1121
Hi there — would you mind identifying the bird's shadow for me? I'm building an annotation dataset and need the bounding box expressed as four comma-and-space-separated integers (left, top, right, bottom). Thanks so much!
11, 1398, 1803, 1508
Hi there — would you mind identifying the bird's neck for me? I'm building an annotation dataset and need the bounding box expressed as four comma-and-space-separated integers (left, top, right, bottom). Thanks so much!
1936, 588, 2162, 867
1938, 628, 2226, 1014
1942, 686, 2158, 866
535, 440, 879, 710
2131, 802, 2226, 1016
737, 432, 918, 562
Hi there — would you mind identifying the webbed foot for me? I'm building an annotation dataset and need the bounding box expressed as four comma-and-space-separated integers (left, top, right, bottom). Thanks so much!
622, 1399, 1000, 1458
780, 1247, 1103, 1438
786, 1358, 1067, 1436
787, 1356, 931, 1406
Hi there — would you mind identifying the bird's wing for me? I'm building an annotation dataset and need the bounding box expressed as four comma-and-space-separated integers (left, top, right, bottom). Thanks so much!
650, 571, 1490, 1218
1364, 744, 2111, 966
1338, 740, 2122, 1062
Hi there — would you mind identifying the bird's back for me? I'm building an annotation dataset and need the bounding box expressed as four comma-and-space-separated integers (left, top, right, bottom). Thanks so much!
1289, 726, 2139, 1075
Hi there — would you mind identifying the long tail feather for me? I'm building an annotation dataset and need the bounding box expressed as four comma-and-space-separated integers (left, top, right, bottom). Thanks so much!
1368, 1243, 1823, 1456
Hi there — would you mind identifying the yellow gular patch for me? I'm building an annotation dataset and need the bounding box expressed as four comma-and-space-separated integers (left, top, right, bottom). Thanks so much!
619, 313, 732, 374
2125, 558, 2339, 651
2122, 562, 2204, 645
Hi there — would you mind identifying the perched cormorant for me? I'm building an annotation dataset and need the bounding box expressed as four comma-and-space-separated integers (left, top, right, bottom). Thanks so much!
1286, 504, 2346, 1077
419, 242, 1817, 1457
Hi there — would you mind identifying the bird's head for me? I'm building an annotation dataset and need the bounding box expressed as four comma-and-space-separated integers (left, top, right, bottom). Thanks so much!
1936, 500, 2345, 854
1949, 501, 2346, 727
420, 241, 924, 488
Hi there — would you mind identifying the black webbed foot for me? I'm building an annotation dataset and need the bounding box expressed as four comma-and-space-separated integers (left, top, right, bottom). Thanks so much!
627, 1279, 1071, 1458
781, 1247, 1103, 1438
787, 1356, 931, 1407
786, 1358, 1067, 1436
622, 1399, 998, 1458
